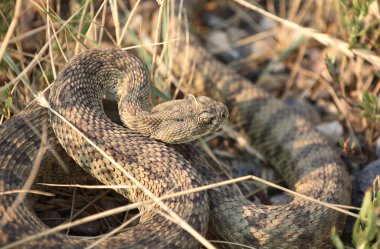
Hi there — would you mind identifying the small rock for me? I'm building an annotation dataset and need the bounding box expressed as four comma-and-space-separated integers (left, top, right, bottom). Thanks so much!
206, 30, 239, 60
357, 159, 380, 193
206, 16, 224, 27
224, 156, 263, 194
226, 27, 248, 41
269, 194, 292, 205
350, 159, 380, 228
228, 157, 261, 177
375, 136, 380, 158
206, 30, 230, 51
316, 121, 343, 142
259, 17, 275, 30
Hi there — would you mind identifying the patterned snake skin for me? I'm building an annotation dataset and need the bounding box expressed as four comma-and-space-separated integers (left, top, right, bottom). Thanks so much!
0, 2, 351, 249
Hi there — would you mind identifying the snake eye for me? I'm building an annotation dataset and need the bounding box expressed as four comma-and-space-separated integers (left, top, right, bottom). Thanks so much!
199, 112, 213, 125
201, 117, 212, 124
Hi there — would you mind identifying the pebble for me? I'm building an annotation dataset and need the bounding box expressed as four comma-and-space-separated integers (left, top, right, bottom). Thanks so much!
316, 120, 343, 142
228, 157, 261, 177
206, 30, 239, 60
356, 159, 380, 193
259, 17, 275, 30
226, 27, 248, 41
269, 194, 292, 205
345, 159, 380, 236
206, 30, 230, 52
206, 16, 224, 28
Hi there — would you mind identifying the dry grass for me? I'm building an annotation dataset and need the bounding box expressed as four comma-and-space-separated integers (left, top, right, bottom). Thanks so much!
0, 0, 379, 248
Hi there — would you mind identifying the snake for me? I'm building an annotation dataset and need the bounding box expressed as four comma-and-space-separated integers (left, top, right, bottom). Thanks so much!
0, 1, 352, 248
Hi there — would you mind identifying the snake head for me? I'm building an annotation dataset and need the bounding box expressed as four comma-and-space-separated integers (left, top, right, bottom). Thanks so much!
148, 95, 228, 144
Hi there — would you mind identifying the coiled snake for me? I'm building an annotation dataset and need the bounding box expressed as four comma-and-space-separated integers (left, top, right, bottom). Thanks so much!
0, 2, 351, 249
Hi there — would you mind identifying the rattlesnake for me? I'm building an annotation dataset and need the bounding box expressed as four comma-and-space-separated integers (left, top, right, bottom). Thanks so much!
0, 1, 351, 248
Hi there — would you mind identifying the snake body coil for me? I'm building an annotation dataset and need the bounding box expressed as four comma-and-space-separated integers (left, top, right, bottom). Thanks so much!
0, 3, 351, 249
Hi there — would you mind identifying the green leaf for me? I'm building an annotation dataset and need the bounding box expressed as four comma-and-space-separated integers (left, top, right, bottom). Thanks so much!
362, 1, 368, 16
0, 87, 13, 119
352, 0, 361, 16
364, 207, 377, 241
331, 227, 345, 249
359, 90, 380, 123
360, 192, 373, 218
325, 56, 337, 76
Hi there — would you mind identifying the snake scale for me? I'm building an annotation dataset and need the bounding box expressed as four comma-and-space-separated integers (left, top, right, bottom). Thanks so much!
0, 1, 351, 248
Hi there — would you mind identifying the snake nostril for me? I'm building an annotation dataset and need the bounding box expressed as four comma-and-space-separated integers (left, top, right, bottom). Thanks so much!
221, 108, 228, 119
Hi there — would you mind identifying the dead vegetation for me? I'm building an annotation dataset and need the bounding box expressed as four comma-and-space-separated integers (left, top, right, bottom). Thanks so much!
0, 0, 379, 248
